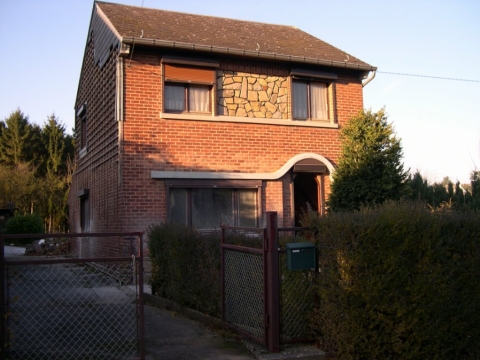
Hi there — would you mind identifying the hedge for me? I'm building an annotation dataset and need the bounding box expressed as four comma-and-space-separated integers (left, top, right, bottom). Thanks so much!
147, 203, 480, 359
4, 214, 45, 245
147, 223, 222, 317
306, 202, 480, 359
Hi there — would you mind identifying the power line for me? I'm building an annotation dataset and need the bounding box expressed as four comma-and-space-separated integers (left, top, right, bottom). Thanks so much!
377, 71, 480, 83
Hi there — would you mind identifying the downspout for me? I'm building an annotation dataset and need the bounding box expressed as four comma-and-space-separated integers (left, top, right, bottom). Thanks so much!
116, 55, 125, 231
362, 70, 376, 87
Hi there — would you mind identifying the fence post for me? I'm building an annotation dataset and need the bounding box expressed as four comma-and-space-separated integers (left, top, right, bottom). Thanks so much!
0, 234, 5, 360
137, 233, 145, 360
265, 212, 280, 352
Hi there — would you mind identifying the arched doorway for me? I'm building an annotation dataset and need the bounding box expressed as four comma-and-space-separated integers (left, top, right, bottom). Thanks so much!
292, 159, 326, 226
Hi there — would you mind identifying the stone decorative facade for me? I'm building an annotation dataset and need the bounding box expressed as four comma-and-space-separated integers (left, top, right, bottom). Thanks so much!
217, 71, 289, 119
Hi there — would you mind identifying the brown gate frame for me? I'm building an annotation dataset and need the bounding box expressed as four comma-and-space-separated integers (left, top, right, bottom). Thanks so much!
221, 211, 280, 353
0, 232, 145, 360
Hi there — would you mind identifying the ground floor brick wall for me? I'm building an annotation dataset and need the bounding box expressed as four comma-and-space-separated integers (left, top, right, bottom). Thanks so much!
264, 180, 285, 227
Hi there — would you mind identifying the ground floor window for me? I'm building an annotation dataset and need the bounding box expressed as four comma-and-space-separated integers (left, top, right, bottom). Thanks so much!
167, 180, 260, 229
78, 189, 90, 233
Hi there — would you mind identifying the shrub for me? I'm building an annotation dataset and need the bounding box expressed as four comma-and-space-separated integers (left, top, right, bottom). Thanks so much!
4, 214, 45, 245
305, 202, 480, 359
147, 223, 222, 316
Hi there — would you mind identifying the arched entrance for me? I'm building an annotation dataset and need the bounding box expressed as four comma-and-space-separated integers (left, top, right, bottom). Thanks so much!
292, 159, 326, 226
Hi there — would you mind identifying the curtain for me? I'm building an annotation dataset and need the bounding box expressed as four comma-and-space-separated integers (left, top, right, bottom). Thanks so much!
189, 84, 210, 112
192, 189, 233, 229
168, 189, 187, 224
310, 83, 328, 120
238, 189, 257, 227
293, 82, 308, 120
164, 84, 185, 111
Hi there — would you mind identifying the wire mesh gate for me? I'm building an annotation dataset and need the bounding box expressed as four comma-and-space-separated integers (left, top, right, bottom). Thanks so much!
221, 212, 315, 353
0, 232, 145, 360
221, 228, 266, 343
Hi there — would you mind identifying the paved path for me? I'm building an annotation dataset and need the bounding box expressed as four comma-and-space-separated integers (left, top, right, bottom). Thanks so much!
144, 303, 255, 360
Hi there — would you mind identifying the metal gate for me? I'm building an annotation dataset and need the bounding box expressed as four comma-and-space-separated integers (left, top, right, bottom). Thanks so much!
221, 212, 280, 352
0, 232, 145, 360
221, 212, 316, 353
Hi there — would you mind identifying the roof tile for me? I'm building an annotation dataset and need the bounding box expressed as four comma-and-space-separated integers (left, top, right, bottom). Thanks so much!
96, 1, 373, 69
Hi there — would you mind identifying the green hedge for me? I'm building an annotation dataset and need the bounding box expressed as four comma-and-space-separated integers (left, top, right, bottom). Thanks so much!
147, 223, 222, 317
4, 214, 45, 245
305, 202, 480, 359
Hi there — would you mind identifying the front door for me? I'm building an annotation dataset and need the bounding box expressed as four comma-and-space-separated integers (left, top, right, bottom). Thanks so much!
293, 173, 321, 226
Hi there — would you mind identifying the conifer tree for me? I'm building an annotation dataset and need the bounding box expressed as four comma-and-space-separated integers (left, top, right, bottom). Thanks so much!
0, 109, 31, 166
327, 109, 408, 212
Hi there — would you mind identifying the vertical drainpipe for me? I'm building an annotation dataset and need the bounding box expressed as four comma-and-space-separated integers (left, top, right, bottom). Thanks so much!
362, 70, 376, 87
116, 55, 124, 231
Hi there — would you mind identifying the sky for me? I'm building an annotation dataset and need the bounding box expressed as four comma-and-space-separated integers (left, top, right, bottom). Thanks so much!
1, 0, 479, 184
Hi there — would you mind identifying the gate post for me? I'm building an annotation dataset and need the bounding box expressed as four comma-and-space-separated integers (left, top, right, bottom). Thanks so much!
265, 212, 280, 352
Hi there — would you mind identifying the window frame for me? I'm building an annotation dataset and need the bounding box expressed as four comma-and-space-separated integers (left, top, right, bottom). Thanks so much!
165, 179, 262, 229
290, 69, 337, 123
76, 104, 87, 150
164, 82, 212, 114
162, 57, 218, 116
77, 189, 90, 233
292, 80, 330, 121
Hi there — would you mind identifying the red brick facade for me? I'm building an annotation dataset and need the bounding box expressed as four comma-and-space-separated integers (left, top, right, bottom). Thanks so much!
71, 33, 366, 239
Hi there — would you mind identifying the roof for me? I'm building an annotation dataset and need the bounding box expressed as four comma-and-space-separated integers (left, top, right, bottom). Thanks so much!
94, 1, 375, 71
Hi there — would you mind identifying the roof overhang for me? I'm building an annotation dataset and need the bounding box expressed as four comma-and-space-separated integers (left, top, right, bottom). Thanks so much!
120, 36, 377, 72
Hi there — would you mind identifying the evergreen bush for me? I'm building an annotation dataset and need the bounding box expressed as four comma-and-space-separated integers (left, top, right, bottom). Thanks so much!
147, 223, 222, 317
4, 213, 45, 245
305, 202, 480, 359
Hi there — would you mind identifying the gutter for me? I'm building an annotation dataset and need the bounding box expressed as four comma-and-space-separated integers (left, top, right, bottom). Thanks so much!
362, 70, 376, 87
121, 36, 377, 73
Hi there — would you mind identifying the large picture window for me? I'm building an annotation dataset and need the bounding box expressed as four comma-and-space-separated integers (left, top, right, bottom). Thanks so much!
292, 81, 328, 120
167, 180, 260, 229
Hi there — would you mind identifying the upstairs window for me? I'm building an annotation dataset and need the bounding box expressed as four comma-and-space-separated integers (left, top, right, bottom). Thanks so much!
76, 104, 87, 149
165, 83, 210, 113
291, 69, 337, 122
163, 58, 218, 115
293, 81, 328, 120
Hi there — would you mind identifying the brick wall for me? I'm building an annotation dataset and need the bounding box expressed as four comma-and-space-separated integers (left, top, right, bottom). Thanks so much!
70, 35, 121, 240
71, 46, 364, 237
118, 51, 363, 232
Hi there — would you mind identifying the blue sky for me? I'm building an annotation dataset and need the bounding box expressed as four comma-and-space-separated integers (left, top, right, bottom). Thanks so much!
1, 0, 479, 184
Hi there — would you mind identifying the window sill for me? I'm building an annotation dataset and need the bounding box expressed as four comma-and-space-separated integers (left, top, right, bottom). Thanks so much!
161, 113, 338, 129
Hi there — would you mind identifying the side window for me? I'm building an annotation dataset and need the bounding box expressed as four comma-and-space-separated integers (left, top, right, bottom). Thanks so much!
78, 189, 90, 233
163, 62, 215, 115
76, 104, 87, 149
292, 80, 329, 121
167, 185, 258, 229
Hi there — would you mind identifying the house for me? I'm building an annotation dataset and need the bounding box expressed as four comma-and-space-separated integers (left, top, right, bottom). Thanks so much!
70, 1, 376, 237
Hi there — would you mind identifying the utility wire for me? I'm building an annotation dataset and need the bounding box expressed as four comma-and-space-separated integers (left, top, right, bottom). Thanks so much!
377, 71, 480, 83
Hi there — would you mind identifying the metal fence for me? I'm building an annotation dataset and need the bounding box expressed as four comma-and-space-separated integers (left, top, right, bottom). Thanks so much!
278, 229, 316, 343
1, 232, 145, 360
